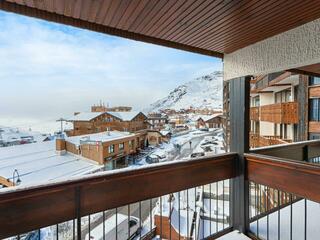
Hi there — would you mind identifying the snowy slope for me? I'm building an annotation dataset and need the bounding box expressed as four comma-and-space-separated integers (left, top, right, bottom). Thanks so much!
146, 71, 223, 112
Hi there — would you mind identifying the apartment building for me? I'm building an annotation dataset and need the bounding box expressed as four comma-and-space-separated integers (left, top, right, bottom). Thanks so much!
57, 131, 147, 169
249, 71, 320, 148
66, 111, 148, 136
308, 75, 320, 139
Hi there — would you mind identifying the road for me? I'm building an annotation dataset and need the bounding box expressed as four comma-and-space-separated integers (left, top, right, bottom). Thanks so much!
174, 131, 216, 160
82, 199, 158, 239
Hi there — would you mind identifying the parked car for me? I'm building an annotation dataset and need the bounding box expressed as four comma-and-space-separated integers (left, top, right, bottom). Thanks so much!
85, 214, 141, 240
191, 152, 205, 158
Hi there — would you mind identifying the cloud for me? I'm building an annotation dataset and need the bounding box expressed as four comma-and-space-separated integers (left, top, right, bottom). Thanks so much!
0, 10, 222, 131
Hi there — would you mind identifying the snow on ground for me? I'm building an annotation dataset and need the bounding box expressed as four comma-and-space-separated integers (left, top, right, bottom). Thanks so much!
0, 141, 102, 186
0, 125, 53, 146
0, 118, 71, 135
250, 199, 320, 240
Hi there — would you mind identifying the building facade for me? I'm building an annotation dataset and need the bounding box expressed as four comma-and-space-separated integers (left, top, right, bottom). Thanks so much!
57, 131, 147, 169
66, 111, 149, 136
248, 72, 320, 148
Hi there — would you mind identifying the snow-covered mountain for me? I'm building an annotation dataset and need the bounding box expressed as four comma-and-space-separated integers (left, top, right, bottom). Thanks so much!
146, 71, 223, 113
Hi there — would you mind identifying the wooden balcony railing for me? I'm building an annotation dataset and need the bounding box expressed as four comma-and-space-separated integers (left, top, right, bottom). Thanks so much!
250, 133, 290, 148
0, 153, 236, 239
260, 102, 298, 124
1, 139, 320, 239
250, 106, 260, 121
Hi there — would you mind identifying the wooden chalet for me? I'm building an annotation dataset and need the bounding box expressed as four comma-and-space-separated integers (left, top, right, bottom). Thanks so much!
66, 111, 149, 136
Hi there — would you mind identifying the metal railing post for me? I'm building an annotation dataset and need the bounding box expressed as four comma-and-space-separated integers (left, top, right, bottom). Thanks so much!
228, 76, 251, 233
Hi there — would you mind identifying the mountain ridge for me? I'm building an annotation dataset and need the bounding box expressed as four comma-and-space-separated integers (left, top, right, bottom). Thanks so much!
145, 71, 223, 113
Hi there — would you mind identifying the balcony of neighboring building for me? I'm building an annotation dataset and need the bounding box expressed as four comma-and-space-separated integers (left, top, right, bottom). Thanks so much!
250, 133, 292, 148
260, 102, 298, 124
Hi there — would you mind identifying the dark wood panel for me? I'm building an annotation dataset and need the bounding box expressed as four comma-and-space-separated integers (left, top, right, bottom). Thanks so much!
3, 0, 320, 55
246, 153, 320, 203
0, 1, 223, 58
197, 0, 309, 51
289, 63, 320, 78
0, 153, 236, 239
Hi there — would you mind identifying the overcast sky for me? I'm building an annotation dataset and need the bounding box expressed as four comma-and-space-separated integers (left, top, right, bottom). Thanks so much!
0, 10, 222, 132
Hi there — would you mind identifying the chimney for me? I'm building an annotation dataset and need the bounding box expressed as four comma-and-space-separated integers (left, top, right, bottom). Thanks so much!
56, 136, 66, 155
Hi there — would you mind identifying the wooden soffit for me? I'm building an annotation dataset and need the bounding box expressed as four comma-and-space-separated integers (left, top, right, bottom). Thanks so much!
289, 63, 320, 78
2, 0, 320, 57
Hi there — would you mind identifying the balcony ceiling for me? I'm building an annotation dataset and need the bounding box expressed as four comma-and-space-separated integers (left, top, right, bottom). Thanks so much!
2, 0, 320, 58
290, 63, 320, 77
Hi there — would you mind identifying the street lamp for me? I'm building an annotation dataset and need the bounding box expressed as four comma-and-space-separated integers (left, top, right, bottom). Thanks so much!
13, 169, 21, 186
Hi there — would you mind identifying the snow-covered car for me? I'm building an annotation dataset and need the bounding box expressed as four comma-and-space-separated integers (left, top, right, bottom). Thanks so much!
146, 154, 160, 163
201, 141, 218, 146
191, 152, 205, 158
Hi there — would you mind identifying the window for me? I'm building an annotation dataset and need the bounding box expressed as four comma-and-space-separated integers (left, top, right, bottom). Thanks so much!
275, 89, 291, 103
309, 98, 320, 121
108, 145, 115, 153
104, 117, 113, 122
119, 143, 124, 151
309, 76, 320, 86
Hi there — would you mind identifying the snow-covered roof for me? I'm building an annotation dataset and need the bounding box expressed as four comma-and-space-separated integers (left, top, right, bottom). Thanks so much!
160, 130, 171, 136
66, 131, 135, 146
107, 111, 145, 121
67, 111, 146, 122
67, 112, 104, 121
197, 113, 223, 122
0, 141, 102, 186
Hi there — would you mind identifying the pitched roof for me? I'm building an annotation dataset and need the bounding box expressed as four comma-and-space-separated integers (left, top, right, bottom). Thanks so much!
67, 112, 104, 121
197, 114, 223, 122
107, 111, 146, 121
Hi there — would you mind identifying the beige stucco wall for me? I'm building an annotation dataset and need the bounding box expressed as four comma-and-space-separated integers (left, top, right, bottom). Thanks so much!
259, 93, 274, 106
259, 93, 274, 136
224, 18, 320, 80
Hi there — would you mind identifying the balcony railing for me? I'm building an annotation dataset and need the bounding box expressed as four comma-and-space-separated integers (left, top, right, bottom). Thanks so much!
1, 140, 320, 239
260, 102, 298, 124
246, 140, 320, 239
250, 133, 290, 148
0, 153, 236, 239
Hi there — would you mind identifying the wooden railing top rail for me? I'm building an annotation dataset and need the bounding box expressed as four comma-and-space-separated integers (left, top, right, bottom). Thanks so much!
250, 139, 320, 160
245, 153, 320, 203
0, 153, 237, 239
